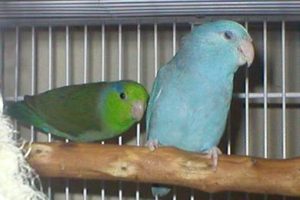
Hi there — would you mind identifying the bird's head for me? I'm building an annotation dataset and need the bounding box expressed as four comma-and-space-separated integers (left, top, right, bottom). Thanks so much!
180, 20, 254, 75
101, 80, 149, 134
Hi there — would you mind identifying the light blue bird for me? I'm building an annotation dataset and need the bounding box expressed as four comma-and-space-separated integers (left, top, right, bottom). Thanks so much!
146, 20, 254, 197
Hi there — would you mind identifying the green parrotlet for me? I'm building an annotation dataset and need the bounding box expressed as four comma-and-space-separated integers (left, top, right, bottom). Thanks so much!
5, 80, 149, 142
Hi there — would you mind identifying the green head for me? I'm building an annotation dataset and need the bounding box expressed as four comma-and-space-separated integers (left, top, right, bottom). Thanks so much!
101, 80, 149, 134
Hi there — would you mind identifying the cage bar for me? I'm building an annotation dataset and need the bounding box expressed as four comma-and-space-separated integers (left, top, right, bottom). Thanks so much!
100, 24, 106, 200
47, 25, 53, 200
281, 21, 286, 159
244, 21, 250, 156
14, 26, 19, 102
263, 21, 268, 158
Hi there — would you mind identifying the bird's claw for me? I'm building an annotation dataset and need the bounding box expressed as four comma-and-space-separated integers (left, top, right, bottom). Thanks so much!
146, 139, 159, 151
205, 146, 222, 171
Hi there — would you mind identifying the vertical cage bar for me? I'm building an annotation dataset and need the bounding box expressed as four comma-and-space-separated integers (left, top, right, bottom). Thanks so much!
65, 25, 70, 200
136, 24, 141, 200
101, 25, 105, 82
118, 24, 123, 145
154, 23, 158, 76
281, 21, 287, 159
189, 23, 195, 200
83, 25, 88, 200
118, 24, 123, 200
172, 22, 177, 200
30, 26, 36, 142
48, 26, 53, 141
13, 26, 20, 139
244, 22, 250, 156
136, 24, 141, 146
65, 26, 70, 86
83, 25, 88, 83
191, 23, 194, 31
47, 26, 53, 200
263, 21, 268, 158
14, 27, 19, 102
101, 24, 106, 200
172, 22, 176, 56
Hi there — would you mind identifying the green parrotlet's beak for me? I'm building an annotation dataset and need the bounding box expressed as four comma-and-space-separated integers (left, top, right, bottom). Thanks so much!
238, 38, 255, 67
132, 100, 146, 121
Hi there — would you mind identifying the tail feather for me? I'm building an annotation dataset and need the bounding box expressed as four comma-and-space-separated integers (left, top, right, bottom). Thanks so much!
5, 101, 45, 130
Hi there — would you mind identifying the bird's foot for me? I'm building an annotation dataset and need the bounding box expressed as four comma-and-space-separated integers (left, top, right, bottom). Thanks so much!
146, 139, 159, 151
204, 146, 222, 171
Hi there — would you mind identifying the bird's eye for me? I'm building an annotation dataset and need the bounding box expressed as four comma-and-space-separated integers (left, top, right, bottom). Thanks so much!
120, 92, 126, 100
224, 31, 234, 40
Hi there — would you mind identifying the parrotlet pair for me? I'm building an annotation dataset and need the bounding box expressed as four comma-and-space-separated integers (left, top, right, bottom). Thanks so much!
6, 80, 148, 141
146, 20, 255, 197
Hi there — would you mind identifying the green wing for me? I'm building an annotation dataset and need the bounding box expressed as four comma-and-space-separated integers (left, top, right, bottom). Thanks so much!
6, 83, 113, 141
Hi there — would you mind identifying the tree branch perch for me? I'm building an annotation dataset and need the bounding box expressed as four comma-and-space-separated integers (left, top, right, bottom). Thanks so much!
26, 143, 300, 196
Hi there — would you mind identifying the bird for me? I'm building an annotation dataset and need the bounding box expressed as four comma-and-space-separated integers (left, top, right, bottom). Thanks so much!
146, 20, 254, 197
6, 80, 149, 142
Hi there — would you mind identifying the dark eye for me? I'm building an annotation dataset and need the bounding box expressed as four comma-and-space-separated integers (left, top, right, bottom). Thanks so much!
120, 92, 126, 100
224, 31, 234, 40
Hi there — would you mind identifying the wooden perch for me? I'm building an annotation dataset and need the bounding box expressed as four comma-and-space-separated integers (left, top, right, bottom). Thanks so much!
26, 143, 300, 196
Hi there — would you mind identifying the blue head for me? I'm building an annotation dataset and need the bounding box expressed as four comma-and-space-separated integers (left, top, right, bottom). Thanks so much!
177, 20, 254, 77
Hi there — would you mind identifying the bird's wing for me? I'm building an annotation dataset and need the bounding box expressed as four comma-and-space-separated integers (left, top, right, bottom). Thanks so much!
146, 66, 167, 140
24, 84, 102, 137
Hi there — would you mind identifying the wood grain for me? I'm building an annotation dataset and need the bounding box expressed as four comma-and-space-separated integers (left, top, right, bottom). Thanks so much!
26, 143, 300, 196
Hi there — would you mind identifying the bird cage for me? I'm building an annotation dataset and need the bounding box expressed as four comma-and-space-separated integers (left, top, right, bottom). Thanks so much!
1, 1, 300, 200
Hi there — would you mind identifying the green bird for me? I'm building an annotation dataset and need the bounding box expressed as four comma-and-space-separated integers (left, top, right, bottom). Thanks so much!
5, 80, 148, 142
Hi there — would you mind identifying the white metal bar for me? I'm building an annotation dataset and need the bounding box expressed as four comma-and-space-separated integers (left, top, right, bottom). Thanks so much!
136, 24, 141, 147
263, 21, 268, 158
30, 26, 36, 143
83, 25, 88, 83
101, 24, 105, 82
172, 22, 177, 200
48, 26, 53, 142
154, 22, 159, 200
191, 23, 194, 31
227, 113, 232, 155
47, 25, 53, 200
172, 22, 176, 56
65, 26, 70, 86
83, 25, 88, 200
118, 23, 123, 200
7, 92, 300, 102
154, 23, 158, 76
244, 21, 250, 156
244, 21, 250, 200
101, 24, 106, 200
190, 189, 194, 200
14, 27, 19, 102
65, 25, 70, 200
137, 24, 141, 84
118, 24, 123, 146
281, 21, 287, 159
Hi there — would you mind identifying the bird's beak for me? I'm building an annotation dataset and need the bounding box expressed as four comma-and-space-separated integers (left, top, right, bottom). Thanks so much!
238, 38, 255, 67
132, 101, 145, 121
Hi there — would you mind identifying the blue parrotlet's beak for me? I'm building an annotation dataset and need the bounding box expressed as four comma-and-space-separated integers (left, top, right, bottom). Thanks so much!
238, 38, 255, 67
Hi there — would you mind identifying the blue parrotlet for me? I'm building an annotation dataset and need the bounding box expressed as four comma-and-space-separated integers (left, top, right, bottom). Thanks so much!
146, 20, 254, 197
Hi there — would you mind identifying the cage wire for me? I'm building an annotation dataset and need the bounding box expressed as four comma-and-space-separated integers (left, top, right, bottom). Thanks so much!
1, 1, 300, 200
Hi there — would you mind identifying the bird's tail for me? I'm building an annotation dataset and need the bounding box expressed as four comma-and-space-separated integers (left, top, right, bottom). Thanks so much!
151, 184, 171, 198
4, 101, 40, 127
